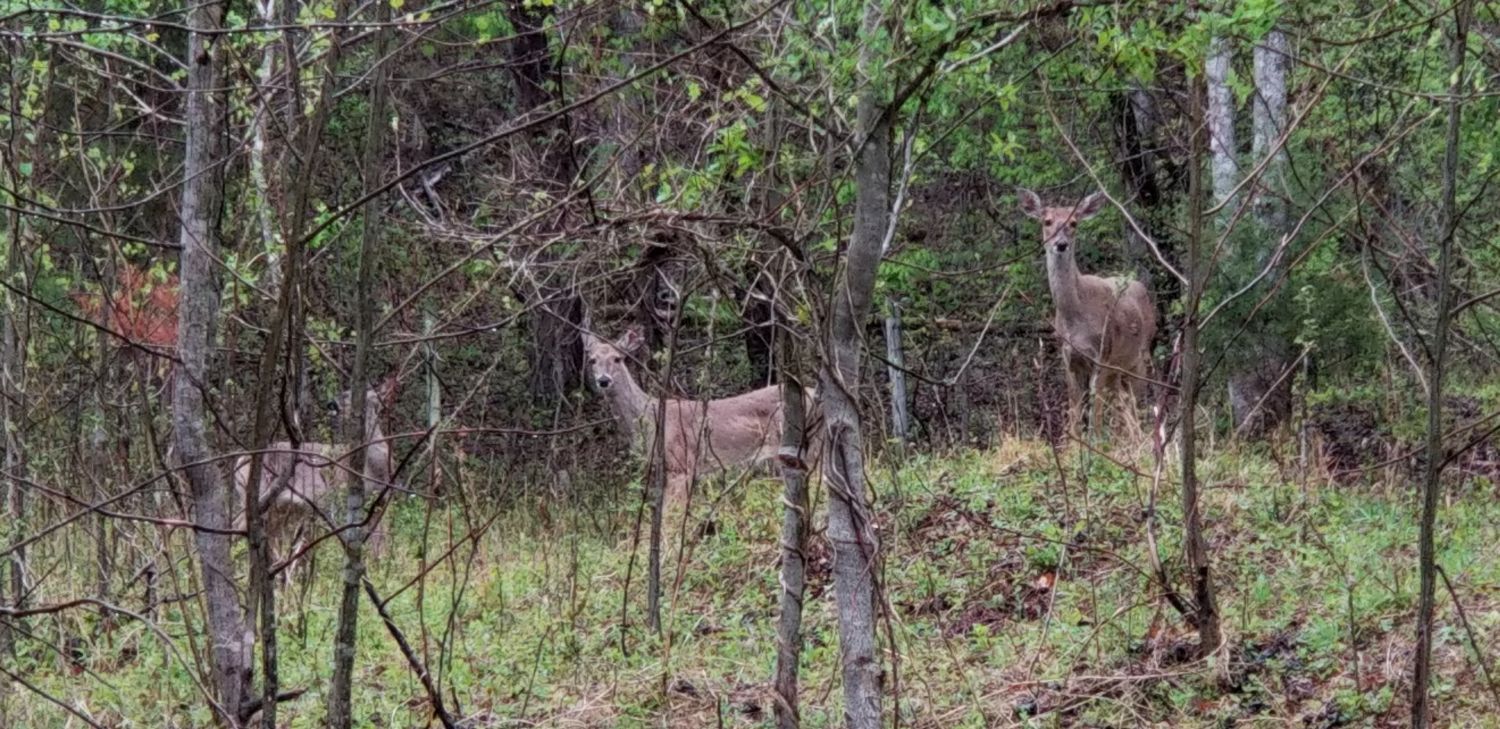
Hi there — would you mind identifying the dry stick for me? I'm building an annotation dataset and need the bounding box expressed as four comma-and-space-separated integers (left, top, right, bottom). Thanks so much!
1437, 565, 1500, 713
0, 596, 229, 720
362, 578, 458, 729
0, 663, 107, 729
1362, 247, 1429, 395
1304, 526, 1363, 691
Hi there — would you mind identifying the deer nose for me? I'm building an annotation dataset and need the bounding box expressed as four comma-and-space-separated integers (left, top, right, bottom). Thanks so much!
596, 375, 612, 389
1053, 241, 1069, 253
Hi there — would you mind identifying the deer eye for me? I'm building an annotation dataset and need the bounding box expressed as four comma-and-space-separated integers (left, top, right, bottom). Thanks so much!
614, 356, 623, 364
1068, 220, 1078, 229
587, 356, 596, 364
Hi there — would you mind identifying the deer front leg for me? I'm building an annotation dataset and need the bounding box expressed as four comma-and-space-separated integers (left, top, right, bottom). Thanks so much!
1060, 348, 1086, 437
1069, 360, 1093, 438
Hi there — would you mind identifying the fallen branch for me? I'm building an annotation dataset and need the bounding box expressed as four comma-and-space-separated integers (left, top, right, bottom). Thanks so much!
362, 577, 458, 729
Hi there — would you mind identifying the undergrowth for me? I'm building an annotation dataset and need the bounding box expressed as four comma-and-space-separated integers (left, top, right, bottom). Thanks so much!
5, 436, 1500, 728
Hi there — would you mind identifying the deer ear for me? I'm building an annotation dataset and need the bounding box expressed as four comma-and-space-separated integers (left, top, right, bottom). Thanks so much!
1017, 188, 1044, 219
1077, 191, 1108, 219
616, 326, 646, 355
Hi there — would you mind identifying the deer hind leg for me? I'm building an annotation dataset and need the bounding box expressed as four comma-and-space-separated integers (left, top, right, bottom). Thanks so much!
1091, 369, 1118, 439
1115, 370, 1144, 447
665, 472, 691, 509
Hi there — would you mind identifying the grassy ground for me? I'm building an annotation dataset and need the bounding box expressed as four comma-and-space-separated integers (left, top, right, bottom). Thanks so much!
6, 435, 1500, 727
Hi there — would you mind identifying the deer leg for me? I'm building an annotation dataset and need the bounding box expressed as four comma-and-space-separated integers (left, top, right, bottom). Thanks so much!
280, 533, 300, 590
665, 472, 691, 508
1091, 369, 1116, 439
1063, 352, 1088, 437
1117, 372, 1143, 446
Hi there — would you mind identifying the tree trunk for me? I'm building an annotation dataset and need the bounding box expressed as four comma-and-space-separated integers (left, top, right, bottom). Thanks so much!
884, 298, 910, 446
250, 0, 280, 301
820, 1, 890, 723
773, 380, 810, 729
327, 0, 392, 721
1412, 4, 1467, 726
171, 0, 251, 720
1, 154, 28, 659
1184, 62, 1222, 659
744, 271, 778, 387
506, 0, 584, 403
1115, 85, 1165, 289
1228, 27, 1293, 436
744, 105, 788, 388
1205, 36, 1238, 217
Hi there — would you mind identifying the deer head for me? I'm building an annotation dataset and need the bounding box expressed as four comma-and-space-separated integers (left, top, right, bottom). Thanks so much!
1018, 189, 1107, 255
583, 326, 645, 394
329, 375, 397, 440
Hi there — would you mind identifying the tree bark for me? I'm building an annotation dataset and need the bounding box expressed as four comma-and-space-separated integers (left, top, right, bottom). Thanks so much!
505, 0, 584, 403
250, 0, 280, 301
1228, 27, 1293, 436
326, 0, 392, 721
819, 1, 890, 723
744, 271, 778, 387
773, 379, 810, 729
1184, 62, 1222, 659
171, 0, 251, 720
1, 142, 28, 659
1115, 85, 1166, 290
1412, 4, 1467, 726
1205, 36, 1238, 217
884, 298, 909, 446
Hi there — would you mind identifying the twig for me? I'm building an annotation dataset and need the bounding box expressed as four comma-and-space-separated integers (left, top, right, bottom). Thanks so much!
1438, 565, 1500, 713
0, 663, 107, 728
362, 578, 458, 728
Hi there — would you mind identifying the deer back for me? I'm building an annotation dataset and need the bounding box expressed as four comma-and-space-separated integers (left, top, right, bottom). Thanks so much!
231, 442, 341, 531
659, 384, 785, 476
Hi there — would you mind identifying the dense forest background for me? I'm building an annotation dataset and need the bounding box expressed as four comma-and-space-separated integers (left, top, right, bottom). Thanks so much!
2, 0, 1500, 726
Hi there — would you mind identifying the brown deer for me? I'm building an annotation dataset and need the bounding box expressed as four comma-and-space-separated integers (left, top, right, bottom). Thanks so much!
584, 326, 814, 505
232, 377, 398, 581
1019, 189, 1156, 441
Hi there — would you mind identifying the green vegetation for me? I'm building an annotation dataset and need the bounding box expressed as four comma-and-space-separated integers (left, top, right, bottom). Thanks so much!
9, 437, 1498, 727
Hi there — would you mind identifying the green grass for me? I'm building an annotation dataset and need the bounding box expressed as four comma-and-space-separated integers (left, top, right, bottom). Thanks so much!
6, 437, 1500, 727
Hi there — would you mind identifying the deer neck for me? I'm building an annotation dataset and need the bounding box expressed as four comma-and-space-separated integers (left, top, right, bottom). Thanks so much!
605, 372, 657, 443
1046, 249, 1086, 321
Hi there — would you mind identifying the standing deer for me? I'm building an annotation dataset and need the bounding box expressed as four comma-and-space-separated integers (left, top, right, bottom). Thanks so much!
1019, 189, 1157, 441
233, 377, 398, 581
584, 326, 813, 505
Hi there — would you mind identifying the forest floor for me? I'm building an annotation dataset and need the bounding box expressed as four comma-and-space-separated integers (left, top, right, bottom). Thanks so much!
8, 435, 1500, 728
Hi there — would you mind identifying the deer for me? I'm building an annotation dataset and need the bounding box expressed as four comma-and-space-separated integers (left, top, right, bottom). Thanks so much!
583, 326, 815, 506
1019, 189, 1157, 442
232, 376, 398, 583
